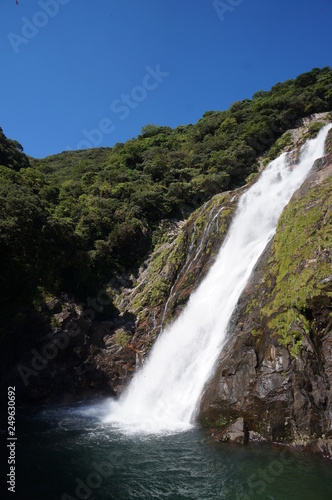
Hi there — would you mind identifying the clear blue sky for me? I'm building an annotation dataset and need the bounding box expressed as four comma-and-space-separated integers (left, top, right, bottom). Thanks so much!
1, 0, 331, 158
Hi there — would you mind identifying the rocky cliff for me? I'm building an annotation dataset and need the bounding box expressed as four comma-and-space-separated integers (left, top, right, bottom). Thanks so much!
1, 115, 332, 458
199, 124, 332, 457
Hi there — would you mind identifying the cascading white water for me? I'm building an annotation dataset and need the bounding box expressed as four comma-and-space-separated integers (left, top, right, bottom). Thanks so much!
104, 124, 332, 434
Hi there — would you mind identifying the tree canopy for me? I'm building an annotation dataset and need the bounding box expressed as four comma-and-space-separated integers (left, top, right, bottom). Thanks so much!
1, 66, 331, 311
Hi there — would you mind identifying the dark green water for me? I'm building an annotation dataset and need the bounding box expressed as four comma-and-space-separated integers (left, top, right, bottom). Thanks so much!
2, 401, 332, 500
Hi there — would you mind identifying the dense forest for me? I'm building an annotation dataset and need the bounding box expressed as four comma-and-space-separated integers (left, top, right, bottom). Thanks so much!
1, 66, 332, 329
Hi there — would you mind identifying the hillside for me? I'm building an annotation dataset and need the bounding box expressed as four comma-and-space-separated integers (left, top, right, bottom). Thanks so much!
1, 67, 332, 321
1, 68, 332, 456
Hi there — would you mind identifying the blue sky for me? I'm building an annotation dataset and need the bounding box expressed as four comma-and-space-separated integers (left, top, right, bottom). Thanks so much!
1, 0, 331, 158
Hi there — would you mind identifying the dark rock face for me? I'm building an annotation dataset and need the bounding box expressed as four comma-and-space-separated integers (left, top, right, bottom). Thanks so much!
199, 128, 332, 456
217, 418, 249, 444
0, 297, 137, 404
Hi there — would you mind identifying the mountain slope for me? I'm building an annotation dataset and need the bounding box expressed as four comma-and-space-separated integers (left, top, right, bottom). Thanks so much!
1, 69, 332, 457
1, 67, 332, 316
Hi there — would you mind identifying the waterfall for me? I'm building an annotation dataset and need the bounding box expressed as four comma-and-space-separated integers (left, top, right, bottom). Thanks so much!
104, 124, 331, 434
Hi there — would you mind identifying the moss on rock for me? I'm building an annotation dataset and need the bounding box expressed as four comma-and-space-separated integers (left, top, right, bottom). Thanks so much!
258, 176, 332, 355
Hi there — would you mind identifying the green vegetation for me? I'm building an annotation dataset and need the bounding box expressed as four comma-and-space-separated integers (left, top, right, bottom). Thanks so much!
50, 317, 61, 329
0, 127, 29, 171
263, 132, 292, 166
260, 175, 332, 356
114, 329, 132, 347
302, 121, 325, 140
1, 66, 332, 323
202, 414, 233, 429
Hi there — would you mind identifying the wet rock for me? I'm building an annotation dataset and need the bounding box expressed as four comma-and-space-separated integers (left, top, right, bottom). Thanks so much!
249, 431, 266, 443
217, 418, 249, 444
